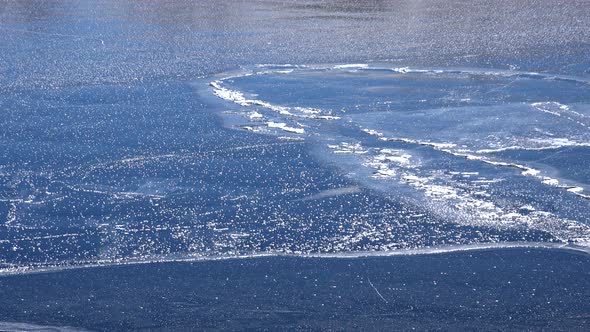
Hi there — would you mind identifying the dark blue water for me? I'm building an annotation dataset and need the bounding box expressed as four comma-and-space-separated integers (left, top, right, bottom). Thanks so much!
1, 0, 590, 330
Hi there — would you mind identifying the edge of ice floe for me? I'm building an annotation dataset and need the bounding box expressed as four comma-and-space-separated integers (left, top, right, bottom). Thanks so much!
1, 241, 589, 277
359, 128, 590, 200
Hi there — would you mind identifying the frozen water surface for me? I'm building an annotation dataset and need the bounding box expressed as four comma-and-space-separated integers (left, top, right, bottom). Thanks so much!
1, 0, 590, 330
205, 64, 590, 248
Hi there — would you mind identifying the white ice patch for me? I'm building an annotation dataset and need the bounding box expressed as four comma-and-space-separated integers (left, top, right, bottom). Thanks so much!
267, 122, 305, 134
210, 80, 250, 106
522, 168, 541, 176
334, 64, 369, 69
249, 111, 264, 120
362, 148, 421, 181
362, 128, 384, 137
210, 80, 339, 121
568, 187, 584, 194
542, 178, 560, 186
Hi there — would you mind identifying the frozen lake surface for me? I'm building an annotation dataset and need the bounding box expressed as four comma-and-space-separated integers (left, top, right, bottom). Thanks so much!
1, 0, 590, 330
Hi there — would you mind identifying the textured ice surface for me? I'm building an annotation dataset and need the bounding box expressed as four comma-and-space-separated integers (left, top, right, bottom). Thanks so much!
2, 0, 590, 275
3, 64, 590, 273
205, 64, 590, 250
2, 1, 590, 331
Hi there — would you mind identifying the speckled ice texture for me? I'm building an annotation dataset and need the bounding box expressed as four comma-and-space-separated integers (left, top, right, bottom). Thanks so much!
1, 0, 590, 330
